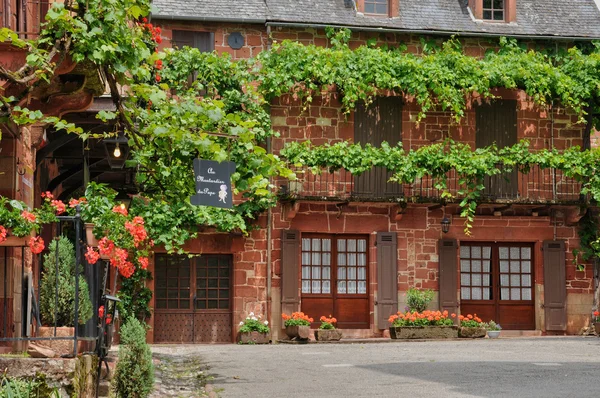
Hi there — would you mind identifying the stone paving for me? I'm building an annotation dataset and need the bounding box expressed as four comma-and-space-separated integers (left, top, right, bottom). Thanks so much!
150, 336, 600, 398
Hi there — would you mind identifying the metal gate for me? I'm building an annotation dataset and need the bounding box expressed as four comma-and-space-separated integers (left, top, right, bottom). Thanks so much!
153, 254, 233, 343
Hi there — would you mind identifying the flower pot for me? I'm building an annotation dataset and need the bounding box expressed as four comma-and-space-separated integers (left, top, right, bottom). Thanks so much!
0, 229, 29, 247
239, 331, 270, 344
459, 326, 487, 338
314, 329, 342, 342
487, 330, 501, 339
389, 326, 458, 339
285, 325, 310, 340
85, 223, 98, 247
594, 322, 600, 336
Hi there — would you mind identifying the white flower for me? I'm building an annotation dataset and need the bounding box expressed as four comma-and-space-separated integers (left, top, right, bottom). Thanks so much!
264, 321, 269, 325
251, 316, 258, 321
249, 312, 255, 317
239, 321, 244, 326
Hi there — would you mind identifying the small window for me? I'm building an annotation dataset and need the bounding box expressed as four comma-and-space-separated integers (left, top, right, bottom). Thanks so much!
364, 0, 389, 15
482, 0, 504, 21
172, 30, 214, 52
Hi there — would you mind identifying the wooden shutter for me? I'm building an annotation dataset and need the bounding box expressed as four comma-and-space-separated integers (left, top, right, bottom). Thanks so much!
376, 232, 397, 329
439, 239, 458, 316
354, 97, 402, 199
172, 30, 215, 52
281, 230, 300, 318
543, 240, 567, 332
476, 100, 517, 198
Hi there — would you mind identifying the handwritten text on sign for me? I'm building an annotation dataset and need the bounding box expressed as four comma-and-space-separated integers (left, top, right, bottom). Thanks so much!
190, 159, 236, 209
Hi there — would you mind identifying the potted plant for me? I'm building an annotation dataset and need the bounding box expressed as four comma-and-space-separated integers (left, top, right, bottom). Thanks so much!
238, 312, 270, 344
38, 236, 93, 355
405, 287, 435, 312
388, 310, 458, 339
282, 312, 312, 341
458, 314, 487, 338
593, 311, 600, 335
485, 320, 502, 339
314, 315, 342, 342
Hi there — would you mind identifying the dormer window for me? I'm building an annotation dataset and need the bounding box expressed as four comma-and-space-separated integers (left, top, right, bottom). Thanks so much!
482, 0, 504, 21
364, 0, 389, 15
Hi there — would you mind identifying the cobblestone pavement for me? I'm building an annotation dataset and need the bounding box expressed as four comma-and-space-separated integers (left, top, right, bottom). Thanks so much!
152, 337, 600, 398
151, 346, 215, 397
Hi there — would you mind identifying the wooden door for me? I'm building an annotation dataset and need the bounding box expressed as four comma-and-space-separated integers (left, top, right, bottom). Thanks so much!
354, 97, 403, 199
439, 239, 459, 316
459, 243, 535, 330
543, 241, 567, 332
154, 254, 233, 343
376, 232, 397, 329
300, 235, 369, 329
476, 100, 518, 199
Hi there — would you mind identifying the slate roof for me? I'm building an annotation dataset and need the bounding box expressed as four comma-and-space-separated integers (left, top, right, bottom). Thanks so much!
151, 0, 600, 39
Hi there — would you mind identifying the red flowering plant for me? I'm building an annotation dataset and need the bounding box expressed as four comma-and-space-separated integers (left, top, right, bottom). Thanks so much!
593, 310, 600, 323
388, 310, 455, 327
319, 315, 337, 330
282, 312, 313, 327
458, 314, 485, 328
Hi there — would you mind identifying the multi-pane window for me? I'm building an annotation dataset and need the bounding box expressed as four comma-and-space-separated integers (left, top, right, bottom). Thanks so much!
301, 235, 368, 295
337, 238, 368, 294
155, 256, 191, 309
196, 256, 231, 310
499, 246, 532, 301
364, 0, 389, 15
301, 237, 332, 294
460, 245, 492, 300
482, 0, 504, 21
460, 244, 533, 302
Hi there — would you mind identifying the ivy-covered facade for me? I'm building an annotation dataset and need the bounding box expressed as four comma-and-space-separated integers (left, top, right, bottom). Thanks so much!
145, 0, 600, 342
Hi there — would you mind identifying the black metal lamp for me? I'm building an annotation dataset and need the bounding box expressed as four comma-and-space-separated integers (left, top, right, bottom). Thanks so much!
441, 216, 451, 233
103, 134, 129, 169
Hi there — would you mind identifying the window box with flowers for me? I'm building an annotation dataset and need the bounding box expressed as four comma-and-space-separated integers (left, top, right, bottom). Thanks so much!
388, 310, 458, 339
314, 315, 342, 342
593, 311, 600, 336
238, 312, 270, 344
458, 314, 487, 338
282, 312, 312, 341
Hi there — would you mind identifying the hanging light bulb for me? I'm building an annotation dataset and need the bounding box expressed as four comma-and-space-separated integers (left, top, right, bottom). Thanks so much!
113, 142, 121, 158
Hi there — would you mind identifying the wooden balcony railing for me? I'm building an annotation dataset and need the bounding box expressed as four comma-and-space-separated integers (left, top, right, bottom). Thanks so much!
280, 164, 584, 204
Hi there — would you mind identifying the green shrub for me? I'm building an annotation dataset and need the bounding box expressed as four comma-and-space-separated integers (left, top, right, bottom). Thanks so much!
39, 237, 93, 326
406, 288, 435, 313
0, 374, 60, 397
112, 318, 154, 398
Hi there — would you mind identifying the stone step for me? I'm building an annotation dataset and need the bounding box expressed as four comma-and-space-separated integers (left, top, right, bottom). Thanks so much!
500, 330, 543, 337
98, 380, 111, 398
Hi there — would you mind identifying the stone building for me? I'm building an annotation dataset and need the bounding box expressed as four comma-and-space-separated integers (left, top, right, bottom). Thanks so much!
2, 0, 600, 346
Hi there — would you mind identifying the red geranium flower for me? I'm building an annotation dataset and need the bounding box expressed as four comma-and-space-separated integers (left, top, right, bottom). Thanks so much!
98, 237, 115, 257
98, 305, 105, 318
0, 225, 7, 244
85, 247, 101, 265
112, 205, 128, 216
41, 191, 54, 199
139, 257, 149, 270
29, 236, 45, 254
21, 210, 36, 223
51, 199, 66, 215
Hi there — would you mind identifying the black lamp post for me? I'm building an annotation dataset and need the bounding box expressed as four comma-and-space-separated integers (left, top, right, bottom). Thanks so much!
103, 135, 129, 169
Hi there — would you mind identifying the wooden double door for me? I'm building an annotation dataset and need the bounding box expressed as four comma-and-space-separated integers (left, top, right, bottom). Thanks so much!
153, 254, 233, 343
300, 234, 370, 329
459, 243, 535, 330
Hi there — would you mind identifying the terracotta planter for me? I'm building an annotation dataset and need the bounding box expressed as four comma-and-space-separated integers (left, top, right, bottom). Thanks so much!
314, 329, 342, 342
36, 326, 84, 357
285, 325, 310, 340
594, 322, 600, 336
84, 223, 98, 247
459, 326, 487, 338
389, 326, 458, 339
239, 331, 270, 344
0, 230, 29, 247
487, 330, 501, 339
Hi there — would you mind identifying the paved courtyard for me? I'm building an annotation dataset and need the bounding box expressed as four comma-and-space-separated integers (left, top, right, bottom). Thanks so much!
152, 337, 600, 397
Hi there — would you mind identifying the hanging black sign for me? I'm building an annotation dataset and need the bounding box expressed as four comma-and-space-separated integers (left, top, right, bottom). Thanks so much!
190, 159, 236, 209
